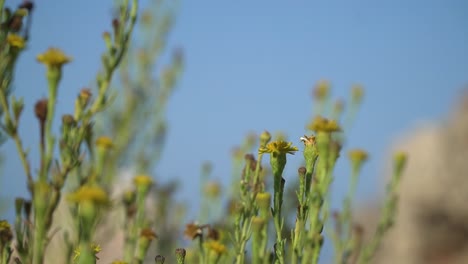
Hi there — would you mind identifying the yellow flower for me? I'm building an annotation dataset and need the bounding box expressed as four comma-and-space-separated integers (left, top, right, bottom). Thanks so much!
0, 220, 11, 230
95, 136, 114, 150
204, 181, 221, 198
255, 192, 271, 209
308, 116, 342, 133
36, 47, 71, 68
394, 151, 408, 173
0, 220, 13, 243
73, 248, 80, 261
133, 174, 153, 187
251, 216, 266, 231
7, 34, 25, 49
348, 149, 369, 164
351, 84, 364, 103
206, 240, 228, 255
258, 140, 298, 155
313, 80, 330, 100
92, 243, 101, 254
73, 243, 101, 261
67, 185, 109, 205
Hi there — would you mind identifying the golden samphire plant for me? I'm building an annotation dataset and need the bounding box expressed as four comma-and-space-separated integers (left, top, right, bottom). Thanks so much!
0, 1, 407, 264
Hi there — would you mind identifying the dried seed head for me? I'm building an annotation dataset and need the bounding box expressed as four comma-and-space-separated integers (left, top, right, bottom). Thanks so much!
175, 248, 186, 262
62, 114, 76, 127
79, 88, 92, 107
207, 226, 220, 241
298, 167, 306, 180
184, 223, 203, 240
154, 255, 165, 264
140, 228, 157, 240
19, 1, 34, 11
34, 99, 48, 123
23, 200, 32, 219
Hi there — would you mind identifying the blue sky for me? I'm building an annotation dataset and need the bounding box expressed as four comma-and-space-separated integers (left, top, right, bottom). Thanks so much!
1, 0, 468, 261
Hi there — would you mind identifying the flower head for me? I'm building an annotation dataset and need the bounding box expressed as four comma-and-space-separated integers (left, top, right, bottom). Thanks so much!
184, 222, 203, 240
348, 149, 369, 164
79, 88, 92, 106
67, 186, 109, 205
351, 85, 364, 104
308, 116, 342, 133
175, 248, 186, 263
7, 34, 25, 49
313, 79, 331, 100
300, 135, 316, 146
155, 255, 165, 264
0, 220, 13, 243
133, 174, 153, 188
95, 136, 114, 150
204, 181, 221, 198
255, 192, 271, 209
258, 140, 298, 155
252, 216, 266, 231
205, 240, 228, 255
140, 228, 158, 240
37, 47, 71, 68
73, 243, 101, 262
394, 151, 408, 175
259, 130, 272, 147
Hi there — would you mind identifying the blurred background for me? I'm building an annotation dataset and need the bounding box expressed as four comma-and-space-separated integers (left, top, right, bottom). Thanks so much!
1, 0, 468, 263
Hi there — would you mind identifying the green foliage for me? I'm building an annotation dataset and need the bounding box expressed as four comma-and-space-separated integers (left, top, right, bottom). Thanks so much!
0, 1, 407, 264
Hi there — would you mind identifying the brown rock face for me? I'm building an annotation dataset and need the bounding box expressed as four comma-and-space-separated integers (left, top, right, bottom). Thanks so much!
360, 93, 468, 264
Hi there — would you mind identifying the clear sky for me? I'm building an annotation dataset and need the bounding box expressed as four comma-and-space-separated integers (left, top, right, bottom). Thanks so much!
1, 0, 468, 261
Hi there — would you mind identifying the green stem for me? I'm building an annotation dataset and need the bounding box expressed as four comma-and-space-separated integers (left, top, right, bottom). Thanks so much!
0, 0, 5, 23
273, 171, 284, 264
357, 165, 403, 264
198, 236, 205, 264
31, 216, 45, 264
0, 91, 33, 188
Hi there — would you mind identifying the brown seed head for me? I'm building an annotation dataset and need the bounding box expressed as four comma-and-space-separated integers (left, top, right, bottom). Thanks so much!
184, 223, 202, 240
34, 99, 48, 123
207, 226, 220, 241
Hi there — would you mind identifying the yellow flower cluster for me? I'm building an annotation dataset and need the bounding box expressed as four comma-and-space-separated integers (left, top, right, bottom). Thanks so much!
255, 192, 271, 209
133, 174, 153, 187
205, 240, 228, 255
258, 140, 298, 155
308, 116, 341, 133
313, 80, 330, 100
95, 136, 114, 150
73, 243, 101, 261
36, 47, 72, 68
7, 34, 25, 49
348, 149, 369, 164
67, 185, 109, 205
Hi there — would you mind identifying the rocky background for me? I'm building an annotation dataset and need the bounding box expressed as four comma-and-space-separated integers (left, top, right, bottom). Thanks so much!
357, 92, 468, 264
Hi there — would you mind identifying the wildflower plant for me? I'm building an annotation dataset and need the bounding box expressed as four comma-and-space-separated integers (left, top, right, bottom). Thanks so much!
0, 1, 408, 264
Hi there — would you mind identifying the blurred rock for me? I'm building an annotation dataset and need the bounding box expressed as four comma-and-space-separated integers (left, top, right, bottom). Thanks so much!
357, 93, 468, 264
